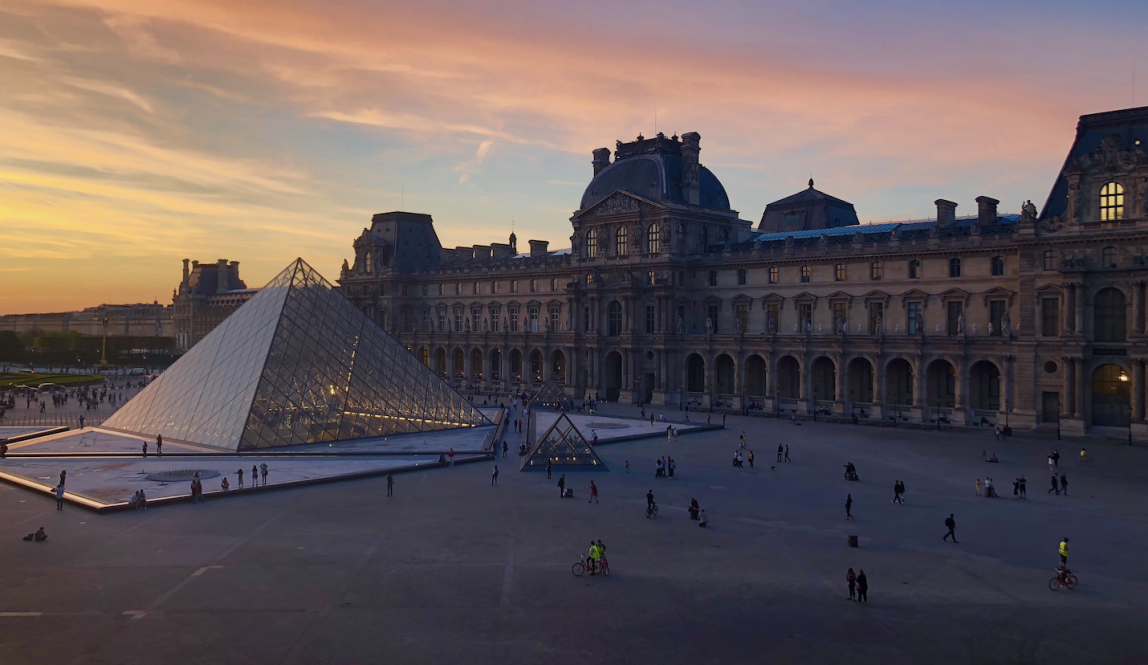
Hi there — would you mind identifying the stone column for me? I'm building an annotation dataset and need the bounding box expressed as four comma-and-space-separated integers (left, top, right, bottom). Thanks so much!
1133, 359, 1145, 421
1074, 284, 1085, 336
1073, 357, 1086, 419
1132, 282, 1144, 335
998, 355, 1013, 421
910, 354, 926, 422
834, 353, 847, 414
1062, 356, 1075, 418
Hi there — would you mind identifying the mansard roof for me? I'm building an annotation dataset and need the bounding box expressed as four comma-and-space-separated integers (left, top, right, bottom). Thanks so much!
580, 133, 731, 212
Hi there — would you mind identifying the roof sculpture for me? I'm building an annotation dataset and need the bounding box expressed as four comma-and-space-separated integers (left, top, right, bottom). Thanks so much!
104, 258, 489, 450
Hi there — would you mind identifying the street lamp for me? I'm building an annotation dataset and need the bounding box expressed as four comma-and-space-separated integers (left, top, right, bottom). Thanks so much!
1120, 370, 1132, 446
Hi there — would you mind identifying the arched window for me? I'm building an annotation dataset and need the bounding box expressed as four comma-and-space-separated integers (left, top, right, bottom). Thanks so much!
607, 301, 623, 336
720, 228, 730, 243
646, 223, 660, 253
949, 257, 962, 278
1093, 287, 1126, 342
586, 229, 597, 258
1100, 182, 1124, 221
615, 226, 628, 256
1102, 246, 1117, 268
991, 256, 1005, 276
1042, 249, 1055, 271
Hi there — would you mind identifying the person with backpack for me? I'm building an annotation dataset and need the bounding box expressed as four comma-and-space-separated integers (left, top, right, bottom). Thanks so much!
943, 514, 958, 543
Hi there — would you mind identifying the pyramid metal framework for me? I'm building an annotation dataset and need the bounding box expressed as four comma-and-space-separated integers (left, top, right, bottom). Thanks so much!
103, 259, 489, 451
520, 413, 606, 471
527, 379, 573, 411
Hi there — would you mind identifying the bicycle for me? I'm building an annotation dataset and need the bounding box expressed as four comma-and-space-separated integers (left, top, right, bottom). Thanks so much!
1048, 569, 1077, 591
646, 502, 659, 518
571, 554, 609, 577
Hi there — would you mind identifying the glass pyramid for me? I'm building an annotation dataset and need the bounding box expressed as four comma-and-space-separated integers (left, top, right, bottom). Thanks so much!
103, 258, 490, 451
527, 378, 573, 411
520, 413, 606, 471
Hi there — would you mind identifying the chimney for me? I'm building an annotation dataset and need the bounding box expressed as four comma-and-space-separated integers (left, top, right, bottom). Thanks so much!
216, 259, 229, 293
976, 196, 999, 227
592, 148, 611, 176
182, 258, 190, 286
935, 199, 957, 227
681, 132, 701, 205
529, 239, 549, 257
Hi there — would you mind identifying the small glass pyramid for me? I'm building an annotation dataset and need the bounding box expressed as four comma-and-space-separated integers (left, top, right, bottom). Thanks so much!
527, 378, 573, 411
520, 413, 606, 471
103, 258, 489, 450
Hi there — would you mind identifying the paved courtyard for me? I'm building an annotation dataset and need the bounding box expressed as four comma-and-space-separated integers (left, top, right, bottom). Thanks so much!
0, 405, 1145, 664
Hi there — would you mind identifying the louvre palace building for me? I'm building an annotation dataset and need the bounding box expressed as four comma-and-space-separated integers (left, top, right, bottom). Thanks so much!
338, 106, 1148, 441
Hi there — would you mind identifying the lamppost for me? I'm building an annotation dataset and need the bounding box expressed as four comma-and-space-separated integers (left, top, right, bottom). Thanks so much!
1120, 369, 1132, 446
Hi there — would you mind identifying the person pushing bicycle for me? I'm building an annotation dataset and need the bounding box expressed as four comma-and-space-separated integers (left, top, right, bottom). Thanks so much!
588, 541, 602, 575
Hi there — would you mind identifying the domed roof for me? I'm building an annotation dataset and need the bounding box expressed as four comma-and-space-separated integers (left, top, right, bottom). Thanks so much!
579, 134, 731, 212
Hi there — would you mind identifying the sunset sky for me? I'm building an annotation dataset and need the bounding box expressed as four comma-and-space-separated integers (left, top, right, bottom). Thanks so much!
1, 0, 1145, 314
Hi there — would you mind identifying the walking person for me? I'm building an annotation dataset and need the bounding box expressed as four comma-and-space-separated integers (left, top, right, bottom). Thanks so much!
784, 445, 790, 462
588, 480, 598, 503
142, 441, 148, 458
748, 450, 754, 468
975, 478, 981, 496
491, 464, 499, 486
260, 463, 268, 486
156, 434, 162, 457
856, 570, 868, 604
1059, 473, 1068, 495
386, 472, 393, 497
546, 460, 552, 480
892, 480, 903, 504
251, 465, 259, 487
1052, 450, 1060, 467
449, 448, 455, 467
777, 444, 784, 462
502, 441, 508, 458
59, 469, 66, 487
668, 457, 676, 479
845, 494, 854, 520
55, 484, 65, 510
943, 513, 958, 543
1048, 453, 1055, 471
557, 474, 566, 498
1048, 474, 1059, 495
236, 468, 244, 488
846, 568, 857, 602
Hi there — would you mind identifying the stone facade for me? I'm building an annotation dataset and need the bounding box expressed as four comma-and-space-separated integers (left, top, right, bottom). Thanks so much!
0, 302, 171, 338
339, 109, 1148, 441
172, 258, 257, 350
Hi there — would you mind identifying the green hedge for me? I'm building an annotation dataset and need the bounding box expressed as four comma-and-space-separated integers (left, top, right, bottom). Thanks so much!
0, 373, 105, 389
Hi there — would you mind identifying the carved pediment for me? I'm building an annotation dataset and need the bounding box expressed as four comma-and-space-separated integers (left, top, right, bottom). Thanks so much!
940, 287, 971, 303
792, 291, 818, 304
578, 191, 662, 219
861, 290, 890, 304
899, 288, 930, 308
1070, 134, 1148, 175
981, 287, 1016, 307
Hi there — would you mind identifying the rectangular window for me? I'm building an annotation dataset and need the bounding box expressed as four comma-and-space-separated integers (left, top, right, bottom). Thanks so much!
551, 278, 559, 291
767, 303, 779, 333
529, 307, 539, 332
438, 284, 444, 296
949, 258, 961, 278
868, 302, 883, 335
400, 284, 408, 297
454, 309, 463, 332
908, 301, 922, 335
835, 264, 846, 281
800, 265, 811, 282
870, 261, 883, 280
646, 305, 656, 333
456, 282, 462, 295
947, 301, 962, 336
530, 279, 536, 293
708, 270, 717, 286
648, 271, 656, 286
438, 310, 446, 332
473, 281, 479, 295
908, 260, 920, 279
677, 271, 685, 287
769, 266, 778, 284
736, 304, 749, 332
510, 280, 517, 293
737, 269, 747, 285
492, 281, 500, 294
584, 306, 592, 332
422, 310, 430, 331
422, 285, 429, 296
509, 308, 519, 332
707, 305, 720, 334
833, 302, 847, 332
1042, 298, 1060, 337
990, 300, 1006, 336
550, 307, 559, 331
677, 305, 686, 330
798, 303, 812, 331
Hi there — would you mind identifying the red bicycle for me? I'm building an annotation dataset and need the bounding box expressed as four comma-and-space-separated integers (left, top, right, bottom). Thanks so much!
1048, 568, 1077, 591
572, 554, 609, 577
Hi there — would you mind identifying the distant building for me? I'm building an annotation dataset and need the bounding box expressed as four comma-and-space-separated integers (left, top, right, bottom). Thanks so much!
338, 109, 1148, 441
172, 259, 258, 350
0, 302, 172, 338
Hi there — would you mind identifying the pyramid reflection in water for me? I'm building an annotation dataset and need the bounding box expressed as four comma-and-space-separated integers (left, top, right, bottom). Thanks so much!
103, 259, 489, 451
520, 413, 606, 471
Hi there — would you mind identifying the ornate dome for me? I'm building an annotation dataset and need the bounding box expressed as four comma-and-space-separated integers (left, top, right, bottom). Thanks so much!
579, 133, 731, 212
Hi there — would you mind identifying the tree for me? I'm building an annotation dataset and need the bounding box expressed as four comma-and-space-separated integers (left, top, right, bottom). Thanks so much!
0, 330, 25, 362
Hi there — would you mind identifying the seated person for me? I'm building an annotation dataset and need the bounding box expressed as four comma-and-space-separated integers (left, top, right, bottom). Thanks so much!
221, 477, 230, 491
34, 527, 47, 541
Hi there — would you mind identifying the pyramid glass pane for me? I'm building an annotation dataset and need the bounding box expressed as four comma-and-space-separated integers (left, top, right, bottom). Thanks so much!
104, 258, 489, 451
521, 413, 607, 471
528, 379, 573, 411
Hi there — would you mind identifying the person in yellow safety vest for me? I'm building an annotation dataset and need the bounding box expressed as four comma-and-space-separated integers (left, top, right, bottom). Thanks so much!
1059, 538, 1070, 566
588, 541, 601, 575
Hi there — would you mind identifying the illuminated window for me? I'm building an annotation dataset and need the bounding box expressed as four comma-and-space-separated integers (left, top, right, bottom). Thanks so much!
835, 264, 846, 281
1100, 182, 1124, 221
870, 261, 883, 280
1042, 250, 1055, 271
550, 278, 559, 291
586, 230, 597, 258
647, 223, 661, 253
768, 266, 778, 284
492, 281, 500, 294
991, 256, 1004, 276
616, 227, 628, 256
800, 265, 811, 282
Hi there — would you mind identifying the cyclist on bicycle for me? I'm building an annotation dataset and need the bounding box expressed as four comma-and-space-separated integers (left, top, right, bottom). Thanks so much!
1059, 537, 1070, 566
588, 541, 601, 575
647, 490, 655, 509
1079, 448, 1089, 464
596, 539, 608, 570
